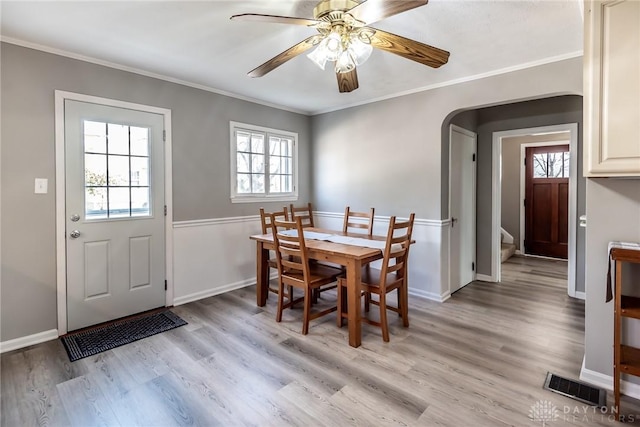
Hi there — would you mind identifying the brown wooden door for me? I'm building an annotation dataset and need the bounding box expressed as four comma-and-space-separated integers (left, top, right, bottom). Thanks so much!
525, 145, 569, 259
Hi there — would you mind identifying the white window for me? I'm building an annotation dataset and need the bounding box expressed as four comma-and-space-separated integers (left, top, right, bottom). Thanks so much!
230, 121, 298, 203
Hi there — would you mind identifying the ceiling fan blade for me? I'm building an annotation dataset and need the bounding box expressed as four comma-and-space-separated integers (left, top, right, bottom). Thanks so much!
369, 28, 449, 68
347, 0, 428, 25
337, 69, 359, 93
248, 35, 323, 78
230, 13, 320, 27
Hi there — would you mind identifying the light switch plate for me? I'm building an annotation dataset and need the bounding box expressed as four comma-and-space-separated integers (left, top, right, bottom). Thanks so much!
35, 178, 48, 194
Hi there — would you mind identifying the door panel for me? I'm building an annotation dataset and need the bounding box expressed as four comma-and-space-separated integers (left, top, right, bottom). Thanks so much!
450, 126, 477, 293
525, 145, 569, 259
65, 100, 165, 331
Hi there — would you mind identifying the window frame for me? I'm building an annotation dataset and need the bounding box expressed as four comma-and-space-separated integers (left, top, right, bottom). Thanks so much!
229, 121, 298, 203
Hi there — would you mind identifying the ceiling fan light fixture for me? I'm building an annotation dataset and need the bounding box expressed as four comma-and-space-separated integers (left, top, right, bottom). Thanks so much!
324, 31, 343, 61
307, 43, 329, 70
347, 36, 373, 66
335, 50, 356, 73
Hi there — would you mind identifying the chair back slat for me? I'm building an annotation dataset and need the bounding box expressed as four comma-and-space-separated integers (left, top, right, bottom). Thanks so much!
259, 207, 289, 234
378, 214, 415, 290
289, 202, 314, 228
343, 206, 375, 236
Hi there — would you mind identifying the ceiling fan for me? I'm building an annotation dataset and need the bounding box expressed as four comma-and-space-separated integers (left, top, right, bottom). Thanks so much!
230, 0, 450, 93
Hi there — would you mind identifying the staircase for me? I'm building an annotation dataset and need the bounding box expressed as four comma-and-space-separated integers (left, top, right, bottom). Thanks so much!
501, 242, 516, 263
500, 227, 516, 263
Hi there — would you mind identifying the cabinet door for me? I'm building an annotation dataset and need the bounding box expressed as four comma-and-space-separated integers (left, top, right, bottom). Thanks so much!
584, 0, 640, 176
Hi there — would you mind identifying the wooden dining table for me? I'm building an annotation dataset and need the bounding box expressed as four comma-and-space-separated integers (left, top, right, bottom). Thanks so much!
250, 227, 387, 348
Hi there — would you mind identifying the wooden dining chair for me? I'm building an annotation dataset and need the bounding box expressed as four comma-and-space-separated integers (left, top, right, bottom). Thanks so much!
337, 213, 415, 342
343, 206, 375, 236
271, 217, 341, 335
289, 202, 314, 228
259, 207, 290, 299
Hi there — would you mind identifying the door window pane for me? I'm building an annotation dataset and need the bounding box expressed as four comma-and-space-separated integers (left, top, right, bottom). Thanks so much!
130, 157, 149, 186
131, 188, 150, 217
108, 124, 129, 155
109, 155, 130, 186
84, 121, 107, 153
130, 127, 149, 156
85, 187, 108, 219
108, 187, 130, 218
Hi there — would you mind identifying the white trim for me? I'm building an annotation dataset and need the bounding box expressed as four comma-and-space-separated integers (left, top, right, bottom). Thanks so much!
173, 216, 259, 228
409, 288, 451, 303
580, 361, 640, 399
229, 121, 299, 203
491, 123, 579, 300
574, 291, 585, 300
1, 37, 582, 117
54, 91, 173, 335
1, 37, 308, 116
173, 278, 256, 306
500, 227, 514, 244
475, 274, 494, 282
0, 329, 58, 354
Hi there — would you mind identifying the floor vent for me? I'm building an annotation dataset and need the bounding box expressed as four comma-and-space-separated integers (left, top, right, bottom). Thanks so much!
543, 372, 606, 407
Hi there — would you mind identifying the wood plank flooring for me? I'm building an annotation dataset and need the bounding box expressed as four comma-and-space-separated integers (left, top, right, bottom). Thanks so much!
3, 256, 640, 426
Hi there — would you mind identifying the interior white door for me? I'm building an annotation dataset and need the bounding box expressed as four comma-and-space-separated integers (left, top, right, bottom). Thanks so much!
449, 125, 477, 294
65, 100, 166, 331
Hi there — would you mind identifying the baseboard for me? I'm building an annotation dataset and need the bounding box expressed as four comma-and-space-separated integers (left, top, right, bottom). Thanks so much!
409, 288, 451, 303
0, 329, 59, 353
173, 278, 256, 306
475, 274, 495, 282
580, 360, 640, 399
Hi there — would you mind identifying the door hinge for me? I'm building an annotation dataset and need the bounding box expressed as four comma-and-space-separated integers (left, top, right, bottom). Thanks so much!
524, 158, 527, 166
163, 130, 166, 142
472, 153, 476, 161
523, 199, 526, 207
164, 205, 167, 216
165, 280, 168, 290
472, 262, 475, 271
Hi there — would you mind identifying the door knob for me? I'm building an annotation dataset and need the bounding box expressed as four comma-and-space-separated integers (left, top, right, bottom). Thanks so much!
70, 214, 80, 222
69, 230, 81, 238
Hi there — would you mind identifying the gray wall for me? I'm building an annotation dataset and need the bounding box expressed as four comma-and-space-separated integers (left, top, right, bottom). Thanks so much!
311, 58, 583, 220
501, 132, 571, 251
0, 43, 312, 341
584, 178, 640, 380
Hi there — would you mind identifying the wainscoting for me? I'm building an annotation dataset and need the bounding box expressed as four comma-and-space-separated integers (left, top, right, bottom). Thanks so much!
172, 212, 451, 308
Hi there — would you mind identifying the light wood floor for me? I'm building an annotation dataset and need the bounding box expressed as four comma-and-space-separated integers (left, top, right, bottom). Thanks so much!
3, 256, 640, 426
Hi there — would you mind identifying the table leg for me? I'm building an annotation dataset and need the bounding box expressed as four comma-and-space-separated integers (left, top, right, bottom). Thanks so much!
256, 241, 268, 307
347, 259, 362, 348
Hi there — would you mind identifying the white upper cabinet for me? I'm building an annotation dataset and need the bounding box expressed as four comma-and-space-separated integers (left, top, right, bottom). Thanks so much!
584, 0, 640, 176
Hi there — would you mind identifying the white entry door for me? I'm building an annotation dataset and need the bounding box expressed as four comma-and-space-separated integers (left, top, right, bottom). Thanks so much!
449, 125, 477, 294
65, 100, 166, 331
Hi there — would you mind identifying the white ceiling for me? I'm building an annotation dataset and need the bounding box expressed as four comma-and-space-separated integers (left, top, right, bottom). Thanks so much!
0, 0, 583, 115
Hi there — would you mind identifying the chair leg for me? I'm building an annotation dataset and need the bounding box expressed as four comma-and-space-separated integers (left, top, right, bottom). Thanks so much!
337, 282, 344, 327
276, 280, 284, 323
379, 293, 390, 342
399, 286, 409, 327
302, 288, 312, 335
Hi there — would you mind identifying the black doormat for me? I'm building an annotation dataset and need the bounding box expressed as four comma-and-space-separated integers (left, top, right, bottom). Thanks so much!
61, 310, 187, 362
543, 372, 606, 407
